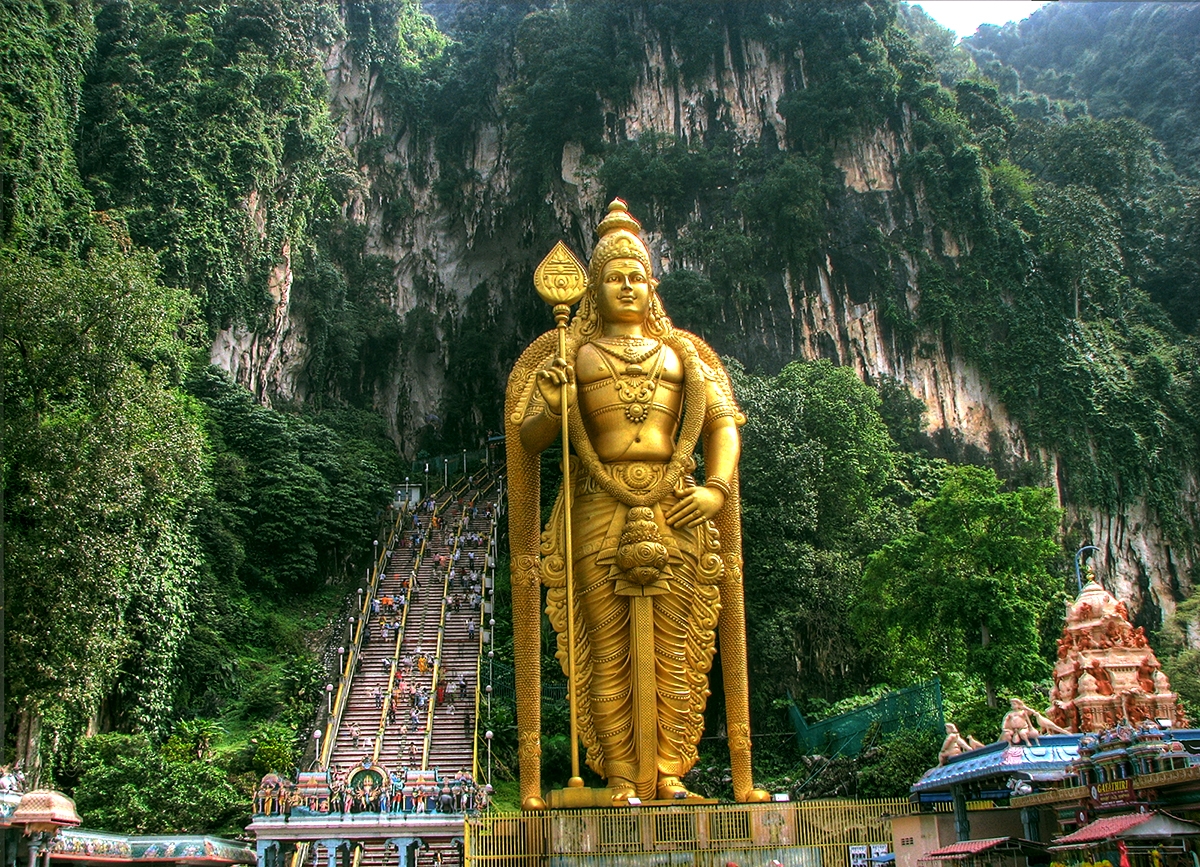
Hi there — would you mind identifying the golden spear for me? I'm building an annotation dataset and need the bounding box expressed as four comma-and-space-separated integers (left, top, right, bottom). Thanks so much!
533, 241, 587, 789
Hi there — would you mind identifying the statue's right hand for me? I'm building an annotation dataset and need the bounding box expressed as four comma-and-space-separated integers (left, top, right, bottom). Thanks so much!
536, 357, 575, 416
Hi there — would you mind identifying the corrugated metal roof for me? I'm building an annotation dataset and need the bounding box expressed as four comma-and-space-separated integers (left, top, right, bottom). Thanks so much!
1053, 812, 1200, 846
920, 837, 1013, 859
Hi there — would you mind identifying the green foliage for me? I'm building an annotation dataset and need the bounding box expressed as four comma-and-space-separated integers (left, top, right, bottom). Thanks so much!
186, 366, 399, 594
2, 244, 206, 736
72, 734, 245, 835
858, 465, 1067, 701
0, 0, 97, 248
966, 3, 1200, 179
856, 727, 940, 798
1157, 596, 1200, 721
249, 722, 300, 776
896, 3, 974, 87
78, 0, 346, 326
732, 359, 906, 711
774, 1, 902, 151
504, 3, 637, 193
964, 3, 1200, 334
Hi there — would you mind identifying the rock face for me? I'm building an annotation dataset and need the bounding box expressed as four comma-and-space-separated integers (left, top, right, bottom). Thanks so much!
208, 16, 1195, 630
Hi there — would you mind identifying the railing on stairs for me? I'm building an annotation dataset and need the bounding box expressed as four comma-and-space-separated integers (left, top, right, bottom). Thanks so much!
321, 503, 410, 768
421, 499, 471, 770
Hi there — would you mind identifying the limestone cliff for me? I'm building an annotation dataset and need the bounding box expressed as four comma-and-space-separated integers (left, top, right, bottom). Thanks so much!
209, 10, 1195, 629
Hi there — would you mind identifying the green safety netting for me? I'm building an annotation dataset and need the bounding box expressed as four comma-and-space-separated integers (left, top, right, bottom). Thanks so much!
789, 679, 944, 756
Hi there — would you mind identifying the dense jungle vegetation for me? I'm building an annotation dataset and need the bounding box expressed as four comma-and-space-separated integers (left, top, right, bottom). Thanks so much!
2, 0, 1198, 826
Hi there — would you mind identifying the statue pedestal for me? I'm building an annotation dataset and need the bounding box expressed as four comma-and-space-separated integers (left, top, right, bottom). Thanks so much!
546, 787, 719, 809
546, 787, 615, 809
540, 802, 820, 867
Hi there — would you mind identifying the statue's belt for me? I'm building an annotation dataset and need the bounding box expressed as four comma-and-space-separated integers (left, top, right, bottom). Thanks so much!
551, 461, 722, 595
575, 460, 681, 496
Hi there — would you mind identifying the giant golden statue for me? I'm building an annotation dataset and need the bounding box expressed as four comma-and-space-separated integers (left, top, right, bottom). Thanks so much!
505, 200, 767, 808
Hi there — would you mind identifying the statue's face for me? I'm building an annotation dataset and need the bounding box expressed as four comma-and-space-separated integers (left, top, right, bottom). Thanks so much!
596, 257, 651, 324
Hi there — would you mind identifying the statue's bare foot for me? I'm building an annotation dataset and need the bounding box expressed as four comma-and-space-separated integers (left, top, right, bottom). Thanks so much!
609, 777, 636, 804
657, 776, 697, 800
740, 787, 771, 803
522, 795, 547, 810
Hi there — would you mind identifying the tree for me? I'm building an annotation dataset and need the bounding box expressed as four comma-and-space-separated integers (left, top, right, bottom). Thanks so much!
731, 359, 906, 712
2, 244, 207, 779
858, 465, 1065, 706
72, 733, 244, 835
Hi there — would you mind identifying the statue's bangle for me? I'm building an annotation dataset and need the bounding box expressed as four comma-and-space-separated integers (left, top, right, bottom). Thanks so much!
705, 477, 731, 497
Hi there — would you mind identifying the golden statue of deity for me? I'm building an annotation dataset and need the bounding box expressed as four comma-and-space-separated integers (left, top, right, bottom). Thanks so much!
505, 199, 768, 808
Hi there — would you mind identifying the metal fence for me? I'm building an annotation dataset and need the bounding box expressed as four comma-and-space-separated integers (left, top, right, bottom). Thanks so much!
465, 798, 920, 866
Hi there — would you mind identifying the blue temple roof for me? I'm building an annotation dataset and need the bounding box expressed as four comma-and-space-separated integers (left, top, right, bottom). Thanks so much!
912, 735, 1084, 794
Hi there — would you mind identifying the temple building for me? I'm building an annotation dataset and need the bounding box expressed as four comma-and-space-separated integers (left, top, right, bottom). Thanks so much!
1048, 576, 1187, 734
899, 578, 1200, 867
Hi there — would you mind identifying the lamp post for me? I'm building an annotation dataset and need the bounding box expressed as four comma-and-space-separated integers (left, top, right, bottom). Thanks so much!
462, 449, 467, 475
485, 731, 493, 788
10, 790, 81, 867
313, 729, 322, 770
443, 459, 448, 489
338, 645, 346, 675
373, 539, 379, 576
1074, 545, 1102, 593
326, 682, 334, 714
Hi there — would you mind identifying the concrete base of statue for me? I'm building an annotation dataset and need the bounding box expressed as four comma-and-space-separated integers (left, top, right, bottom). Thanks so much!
545, 786, 720, 809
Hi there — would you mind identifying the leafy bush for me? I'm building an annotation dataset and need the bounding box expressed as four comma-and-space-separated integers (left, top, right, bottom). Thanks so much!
73, 734, 245, 835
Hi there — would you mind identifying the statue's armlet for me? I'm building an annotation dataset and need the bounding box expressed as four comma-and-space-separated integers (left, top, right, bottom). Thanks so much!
523, 382, 549, 421
701, 359, 744, 431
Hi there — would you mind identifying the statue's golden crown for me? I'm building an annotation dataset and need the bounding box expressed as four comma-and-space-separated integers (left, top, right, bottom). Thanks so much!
588, 198, 653, 286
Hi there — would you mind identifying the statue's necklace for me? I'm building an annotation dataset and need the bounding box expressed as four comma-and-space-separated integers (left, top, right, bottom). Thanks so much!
596, 343, 665, 423
594, 336, 662, 366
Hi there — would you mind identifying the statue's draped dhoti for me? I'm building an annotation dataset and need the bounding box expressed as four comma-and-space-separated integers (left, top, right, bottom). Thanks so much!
541, 460, 723, 800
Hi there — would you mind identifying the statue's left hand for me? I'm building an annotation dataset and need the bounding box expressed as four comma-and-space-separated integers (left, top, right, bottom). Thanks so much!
665, 485, 724, 528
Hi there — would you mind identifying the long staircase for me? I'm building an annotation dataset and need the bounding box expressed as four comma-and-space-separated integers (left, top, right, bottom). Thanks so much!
276, 470, 501, 867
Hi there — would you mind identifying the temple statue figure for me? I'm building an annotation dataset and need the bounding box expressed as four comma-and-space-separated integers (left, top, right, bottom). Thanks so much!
505, 200, 768, 807
1000, 698, 1069, 746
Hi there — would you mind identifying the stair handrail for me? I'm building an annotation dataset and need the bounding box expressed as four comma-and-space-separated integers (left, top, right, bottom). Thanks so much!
421, 499, 471, 771
359, 490, 452, 767
321, 499, 408, 767
371, 525, 421, 766
471, 505, 497, 786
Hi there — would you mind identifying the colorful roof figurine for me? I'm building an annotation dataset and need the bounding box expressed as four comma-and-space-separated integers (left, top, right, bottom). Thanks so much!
43, 830, 255, 864
912, 735, 1082, 797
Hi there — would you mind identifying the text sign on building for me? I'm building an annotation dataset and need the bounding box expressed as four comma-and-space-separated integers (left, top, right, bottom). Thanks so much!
1089, 779, 1136, 807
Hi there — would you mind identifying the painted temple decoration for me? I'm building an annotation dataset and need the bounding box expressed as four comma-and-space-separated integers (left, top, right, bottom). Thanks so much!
1048, 573, 1188, 733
